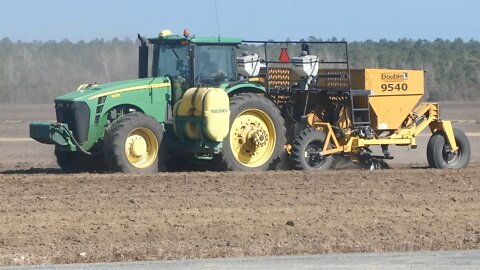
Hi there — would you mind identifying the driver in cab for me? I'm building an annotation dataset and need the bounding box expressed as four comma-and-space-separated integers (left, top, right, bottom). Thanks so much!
198, 51, 217, 77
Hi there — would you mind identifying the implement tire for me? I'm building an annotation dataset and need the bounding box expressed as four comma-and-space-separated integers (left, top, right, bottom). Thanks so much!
426, 131, 440, 168
427, 128, 470, 169
290, 128, 334, 171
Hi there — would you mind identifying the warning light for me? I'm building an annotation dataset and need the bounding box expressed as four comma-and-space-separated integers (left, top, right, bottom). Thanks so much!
279, 48, 290, 63
159, 30, 173, 38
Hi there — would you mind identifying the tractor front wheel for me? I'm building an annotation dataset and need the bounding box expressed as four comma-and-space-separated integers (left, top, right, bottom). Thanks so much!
103, 113, 164, 173
290, 128, 334, 171
55, 148, 105, 173
427, 128, 470, 169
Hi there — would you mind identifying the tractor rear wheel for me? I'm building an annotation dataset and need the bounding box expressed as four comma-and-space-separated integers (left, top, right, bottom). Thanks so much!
103, 112, 164, 173
217, 93, 286, 171
427, 128, 470, 169
290, 128, 334, 171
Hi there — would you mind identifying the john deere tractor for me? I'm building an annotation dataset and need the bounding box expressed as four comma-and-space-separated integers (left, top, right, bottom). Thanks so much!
30, 29, 470, 173
30, 30, 286, 173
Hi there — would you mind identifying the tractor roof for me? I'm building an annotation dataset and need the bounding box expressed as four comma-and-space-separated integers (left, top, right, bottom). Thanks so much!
149, 34, 242, 45
190, 37, 242, 44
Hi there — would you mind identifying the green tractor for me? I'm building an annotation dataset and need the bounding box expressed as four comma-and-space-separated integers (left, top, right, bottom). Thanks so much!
30, 30, 286, 173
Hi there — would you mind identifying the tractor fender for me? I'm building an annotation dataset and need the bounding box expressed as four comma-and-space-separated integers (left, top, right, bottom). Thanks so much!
225, 83, 266, 97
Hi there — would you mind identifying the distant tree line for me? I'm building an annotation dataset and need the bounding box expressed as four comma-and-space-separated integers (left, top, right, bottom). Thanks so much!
0, 38, 137, 104
347, 38, 480, 101
0, 37, 479, 104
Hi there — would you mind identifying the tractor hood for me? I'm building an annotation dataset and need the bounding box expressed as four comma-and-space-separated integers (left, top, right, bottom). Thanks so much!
55, 77, 170, 102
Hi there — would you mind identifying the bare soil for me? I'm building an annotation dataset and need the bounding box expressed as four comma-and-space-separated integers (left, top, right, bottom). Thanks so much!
0, 103, 479, 266
0, 168, 479, 266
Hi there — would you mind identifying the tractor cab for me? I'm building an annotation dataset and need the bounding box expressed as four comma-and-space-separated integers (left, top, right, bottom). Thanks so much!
139, 30, 241, 103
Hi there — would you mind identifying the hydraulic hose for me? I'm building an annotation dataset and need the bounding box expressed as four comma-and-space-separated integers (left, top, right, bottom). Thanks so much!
54, 123, 102, 156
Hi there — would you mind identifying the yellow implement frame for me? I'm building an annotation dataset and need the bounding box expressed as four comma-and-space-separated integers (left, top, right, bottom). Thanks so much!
308, 103, 458, 156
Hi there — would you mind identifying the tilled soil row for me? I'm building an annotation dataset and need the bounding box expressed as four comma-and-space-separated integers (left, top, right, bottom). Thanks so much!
0, 166, 479, 266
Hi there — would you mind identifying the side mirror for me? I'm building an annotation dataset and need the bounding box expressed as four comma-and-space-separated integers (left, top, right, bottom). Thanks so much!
301, 43, 310, 55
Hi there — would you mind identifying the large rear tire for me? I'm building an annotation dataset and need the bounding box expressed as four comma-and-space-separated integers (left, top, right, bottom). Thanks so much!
218, 93, 286, 171
103, 113, 164, 174
290, 128, 334, 171
427, 128, 470, 169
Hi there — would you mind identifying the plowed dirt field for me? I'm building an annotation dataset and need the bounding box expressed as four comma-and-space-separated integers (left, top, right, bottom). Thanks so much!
0, 103, 479, 266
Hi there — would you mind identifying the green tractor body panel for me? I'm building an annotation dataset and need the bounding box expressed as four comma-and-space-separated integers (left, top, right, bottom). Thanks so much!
30, 77, 172, 152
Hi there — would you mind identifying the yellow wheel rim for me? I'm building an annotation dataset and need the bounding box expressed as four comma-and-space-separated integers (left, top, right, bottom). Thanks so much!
124, 127, 159, 169
229, 109, 276, 167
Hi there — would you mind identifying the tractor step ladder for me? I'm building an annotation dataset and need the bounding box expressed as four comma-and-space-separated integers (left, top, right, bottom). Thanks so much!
350, 90, 372, 126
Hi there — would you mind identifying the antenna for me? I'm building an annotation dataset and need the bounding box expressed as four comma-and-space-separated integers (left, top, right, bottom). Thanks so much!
214, 0, 221, 41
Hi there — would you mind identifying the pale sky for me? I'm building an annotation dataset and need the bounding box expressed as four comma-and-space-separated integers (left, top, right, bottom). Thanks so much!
1, 0, 479, 42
